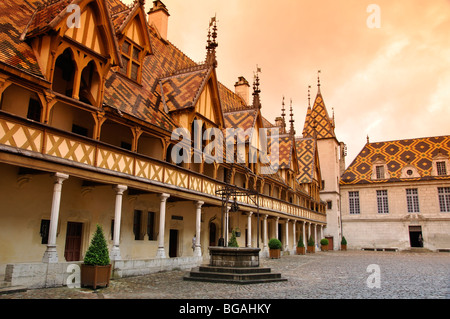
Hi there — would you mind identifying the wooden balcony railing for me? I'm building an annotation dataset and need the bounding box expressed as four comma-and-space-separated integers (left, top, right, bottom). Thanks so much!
0, 111, 326, 223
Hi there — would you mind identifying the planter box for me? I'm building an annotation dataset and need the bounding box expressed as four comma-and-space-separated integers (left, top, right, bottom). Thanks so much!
269, 249, 281, 259
321, 245, 328, 251
307, 246, 315, 253
296, 247, 305, 255
81, 264, 111, 289
341, 244, 347, 251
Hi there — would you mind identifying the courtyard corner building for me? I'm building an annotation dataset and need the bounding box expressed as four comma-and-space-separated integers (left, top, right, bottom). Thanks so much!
340, 136, 450, 251
0, 0, 327, 288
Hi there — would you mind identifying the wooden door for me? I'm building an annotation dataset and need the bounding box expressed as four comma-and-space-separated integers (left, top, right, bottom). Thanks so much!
169, 229, 178, 258
326, 236, 334, 251
65, 222, 83, 261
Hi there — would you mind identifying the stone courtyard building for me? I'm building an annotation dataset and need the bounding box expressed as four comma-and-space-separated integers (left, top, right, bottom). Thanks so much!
0, 0, 327, 288
340, 135, 450, 251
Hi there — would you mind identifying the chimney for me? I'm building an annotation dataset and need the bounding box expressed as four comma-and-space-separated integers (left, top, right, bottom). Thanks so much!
234, 76, 250, 106
148, 0, 170, 40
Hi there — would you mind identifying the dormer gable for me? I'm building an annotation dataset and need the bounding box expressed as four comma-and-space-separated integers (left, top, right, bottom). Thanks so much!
113, 0, 153, 83
25, 0, 121, 69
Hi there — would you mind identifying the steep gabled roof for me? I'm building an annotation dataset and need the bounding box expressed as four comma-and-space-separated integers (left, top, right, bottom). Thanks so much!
302, 90, 335, 139
295, 137, 318, 184
0, 0, 43, 77
341, 135, 450, 185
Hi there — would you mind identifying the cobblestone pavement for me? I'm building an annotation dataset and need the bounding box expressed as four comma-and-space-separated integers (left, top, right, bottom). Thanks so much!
1, 251, 449, 299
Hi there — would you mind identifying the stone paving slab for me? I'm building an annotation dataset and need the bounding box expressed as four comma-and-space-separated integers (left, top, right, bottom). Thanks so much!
0, 251, 449, 300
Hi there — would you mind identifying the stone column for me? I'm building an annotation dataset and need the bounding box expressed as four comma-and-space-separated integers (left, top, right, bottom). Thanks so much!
156, 193, 170, 258
263, 215, 268, 256
314, 224, 318, 250
247, 212, 253, 247
194, 201, 204, 257
285, 219, 289, 251
224, 205, 231, 246
292, 220, 297, 251
43, 172, 69, 263
275, 216, 279, 239
110, 185, 127, 261
302, 221, 306, 246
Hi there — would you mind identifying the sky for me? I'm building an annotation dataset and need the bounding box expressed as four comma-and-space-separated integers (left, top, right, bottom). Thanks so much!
125, 0, 450, 166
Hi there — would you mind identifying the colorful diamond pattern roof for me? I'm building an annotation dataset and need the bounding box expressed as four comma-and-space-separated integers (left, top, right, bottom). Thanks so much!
295, 137, 316, 183
341, 135, 450, 185
302, 92, 335, 139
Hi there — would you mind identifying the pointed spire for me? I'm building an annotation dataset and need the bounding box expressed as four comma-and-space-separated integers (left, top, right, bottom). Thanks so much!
206, 15, 218, 68
281, 96, 286, 134
289, 99, 296, 135
307, 85, 311, 109
317, 70, 321, 94
252, 66, 262, 109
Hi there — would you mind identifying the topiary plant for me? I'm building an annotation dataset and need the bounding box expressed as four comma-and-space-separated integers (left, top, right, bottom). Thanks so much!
320, 238, 329, 246
84, 224, 110, 266
228, 229, 239, 247
297, 237, 305, 247
268, 238, 282, 250
307, 236, 315, 247
341, 236, 347, 245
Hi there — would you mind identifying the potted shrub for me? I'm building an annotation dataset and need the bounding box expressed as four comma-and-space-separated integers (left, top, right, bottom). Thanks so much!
296, 237, 305, 255
228, 229, 239, 247
81, 224, 111, 289
320, 238, 329, 251
307, 236, 315, 253
268, 238, 282, 259
341, 236, 347, 251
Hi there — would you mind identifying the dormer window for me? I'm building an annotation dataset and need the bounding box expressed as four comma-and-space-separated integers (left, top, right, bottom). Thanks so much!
375, 165, 385, 179
436, 161, 447, 176
120, 40, 142, 82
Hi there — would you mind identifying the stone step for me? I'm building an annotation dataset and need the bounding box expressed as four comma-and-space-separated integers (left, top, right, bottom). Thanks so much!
0, 284, 27, 295
198, 266, 272, 274
184, 267, 287, 285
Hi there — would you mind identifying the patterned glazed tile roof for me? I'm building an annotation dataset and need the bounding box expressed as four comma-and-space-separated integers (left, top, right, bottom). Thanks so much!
302, 91, 335, 139
103, 21, 199, 132
295, 137, 317, 183
158, 67, 211, 112
25, 0, 73, 38
278, 135, 294, 169
0, 0, 43, 77
341, 135, 450, 185
218, 82, 247, 112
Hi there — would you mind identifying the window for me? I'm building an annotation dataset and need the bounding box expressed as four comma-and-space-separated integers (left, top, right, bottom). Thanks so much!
376, 165, 385, 179
349, 191, 360, 214
72, 124, 88, 137
376, 190, 389, 214
120, 40, 142, 82
436, 162, 447, 176
327, 200, 332, 210
27, 99, 41, 121
438, 187, 450, 212
40, 219, 50, 244
121, 141, 132, 151
147, 212, 156, 240
406, 188, 420, 213
133, 210, 143, 240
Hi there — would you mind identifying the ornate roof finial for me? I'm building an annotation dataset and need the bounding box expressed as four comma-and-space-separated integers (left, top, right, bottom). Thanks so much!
367, 135, 370, 144
281, 96, 286, 134
317, 70, 321, 93
289, 99, 295, 135
206, 15, 218, 68
252, 65, 262, 109
307, 85, 311, 108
